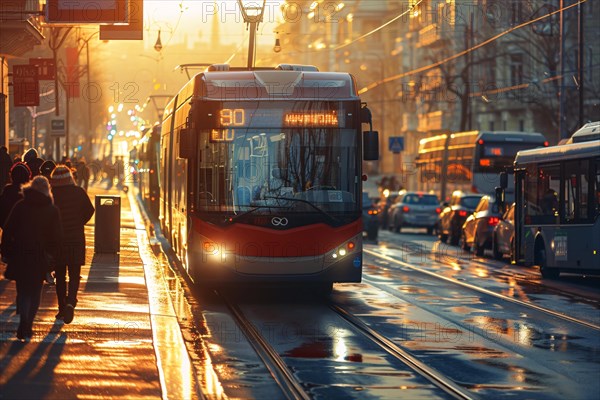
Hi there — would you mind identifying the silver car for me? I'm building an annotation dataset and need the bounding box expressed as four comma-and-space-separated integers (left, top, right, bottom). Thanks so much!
390, 192, 441, 234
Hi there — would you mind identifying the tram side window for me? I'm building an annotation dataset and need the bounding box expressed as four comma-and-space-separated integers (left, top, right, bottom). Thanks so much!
562, 160, 590, 223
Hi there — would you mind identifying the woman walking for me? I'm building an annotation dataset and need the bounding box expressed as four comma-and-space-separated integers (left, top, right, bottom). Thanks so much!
50, 165, 95, 324
0, 176, 62, 341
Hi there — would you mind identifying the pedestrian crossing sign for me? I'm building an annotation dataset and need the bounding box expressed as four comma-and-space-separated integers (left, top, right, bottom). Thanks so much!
388, 137, 404, 153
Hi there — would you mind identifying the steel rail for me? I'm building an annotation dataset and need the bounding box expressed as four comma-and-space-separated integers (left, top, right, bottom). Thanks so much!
365, 248, 600, 331
331, 304, 476, 400
220, 294, 311, 400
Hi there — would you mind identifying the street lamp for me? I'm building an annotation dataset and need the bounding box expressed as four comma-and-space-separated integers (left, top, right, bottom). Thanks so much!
237, 0, 266, 69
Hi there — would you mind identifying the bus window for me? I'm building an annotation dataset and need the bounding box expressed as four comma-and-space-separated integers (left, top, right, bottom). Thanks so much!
563, 160, 590, 223
525, 163, 560, 224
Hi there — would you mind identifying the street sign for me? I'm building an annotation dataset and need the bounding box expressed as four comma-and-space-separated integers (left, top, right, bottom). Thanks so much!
388, 136, 404, 153
50, 118, 66, 137
29, 58, 56, 80
100, 0, 144, 40
13, 64, 39, 107
45, 0, 128, 24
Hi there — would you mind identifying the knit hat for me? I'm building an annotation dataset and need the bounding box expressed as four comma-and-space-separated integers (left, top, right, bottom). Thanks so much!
50, 165, 76, 187
40, 160, 57, 178
10, 162, 32, 185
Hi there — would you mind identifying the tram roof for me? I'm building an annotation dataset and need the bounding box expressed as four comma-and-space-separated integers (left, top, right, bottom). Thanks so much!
190, 69, 359, 100
569, 121, 600, 143
476, 131, 547, 142
515, 138, 600, 165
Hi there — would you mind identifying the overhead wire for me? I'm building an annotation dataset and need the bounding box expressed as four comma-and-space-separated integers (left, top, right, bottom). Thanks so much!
358, 0, 587, 94
334, 0, 423, 51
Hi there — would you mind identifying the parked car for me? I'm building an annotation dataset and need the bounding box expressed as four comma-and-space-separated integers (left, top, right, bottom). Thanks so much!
389, 191, 441, 234
362, 192, 379, 241
492, 202, 515, 260
438, 192, 484, 245
460, 195, 503, 256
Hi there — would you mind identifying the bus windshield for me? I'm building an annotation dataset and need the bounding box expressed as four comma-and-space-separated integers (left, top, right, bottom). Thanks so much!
195, 126, 360, 221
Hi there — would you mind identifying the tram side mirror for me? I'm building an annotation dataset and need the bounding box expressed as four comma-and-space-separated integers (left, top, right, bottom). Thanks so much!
361, 105, 373, 125
499, 172, 508, 189
363, 131, 379, 161
179, 127, 197, 159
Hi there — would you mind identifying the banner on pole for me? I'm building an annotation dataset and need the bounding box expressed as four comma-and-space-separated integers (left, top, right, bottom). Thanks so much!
13, 65, 39, 107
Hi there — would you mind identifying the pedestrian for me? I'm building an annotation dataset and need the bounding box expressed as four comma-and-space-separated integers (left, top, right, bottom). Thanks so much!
0, 163, 32, 229
0, 145, 13, 191
0, 176, 62, 341
75, 157, 90, 191
50, 165, 95, 324
40, 160, 57, 180
22, 148, 43, 177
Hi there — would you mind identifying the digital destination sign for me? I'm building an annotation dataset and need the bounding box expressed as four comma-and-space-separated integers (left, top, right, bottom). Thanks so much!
214, 108, 343, 129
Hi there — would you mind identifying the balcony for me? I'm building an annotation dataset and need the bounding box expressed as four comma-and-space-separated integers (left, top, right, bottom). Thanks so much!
0, 0, 44, 57
418, 23, 446, 48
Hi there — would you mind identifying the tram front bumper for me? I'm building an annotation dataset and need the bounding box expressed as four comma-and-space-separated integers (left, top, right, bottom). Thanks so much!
189, 234, 363, 284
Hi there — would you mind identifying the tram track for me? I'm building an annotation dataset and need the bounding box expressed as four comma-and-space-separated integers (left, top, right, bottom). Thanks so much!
219, 292, 311, 400
221, 289, 475, 400
330, 304, 475, 400
379, 235, 600, 303
364, 247, 600, 331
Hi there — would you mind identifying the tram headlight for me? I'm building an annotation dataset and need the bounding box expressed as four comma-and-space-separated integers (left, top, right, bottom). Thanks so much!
327, 235, 361, 262
203, 242, 220, 256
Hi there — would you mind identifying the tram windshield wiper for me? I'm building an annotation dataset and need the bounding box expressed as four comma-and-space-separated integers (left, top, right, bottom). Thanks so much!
265, 196, 338, 224
228, 204, 288, 223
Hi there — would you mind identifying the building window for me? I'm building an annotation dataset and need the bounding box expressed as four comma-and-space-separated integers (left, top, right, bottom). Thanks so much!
489, 121, 495, 131
519, 120, 524, 131
510, 54, 524, 86
511, 1, 524, 25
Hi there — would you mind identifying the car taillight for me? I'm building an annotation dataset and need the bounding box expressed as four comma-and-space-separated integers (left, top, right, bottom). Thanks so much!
488, 217, 500, 226
436, 207, 441, 213
458, 210, 467, 217
402, 206, 410, 213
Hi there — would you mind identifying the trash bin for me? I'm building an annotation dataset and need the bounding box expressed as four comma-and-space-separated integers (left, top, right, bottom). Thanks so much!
95, 195, 121, 253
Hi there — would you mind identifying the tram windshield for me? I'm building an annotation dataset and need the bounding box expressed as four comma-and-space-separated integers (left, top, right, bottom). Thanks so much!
193, 101, 361, 223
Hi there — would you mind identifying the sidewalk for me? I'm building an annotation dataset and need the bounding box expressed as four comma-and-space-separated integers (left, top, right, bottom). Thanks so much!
0, 181, 197, 399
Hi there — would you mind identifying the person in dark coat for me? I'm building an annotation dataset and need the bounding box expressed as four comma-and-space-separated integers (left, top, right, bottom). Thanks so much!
50, 165, 95, 323
0, 146, 13, 191
0, 176, 62, 341
0, 163, 31, 229
40, 160, 57, 179
75, 157, 90, 191
22, 148, 43, 177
